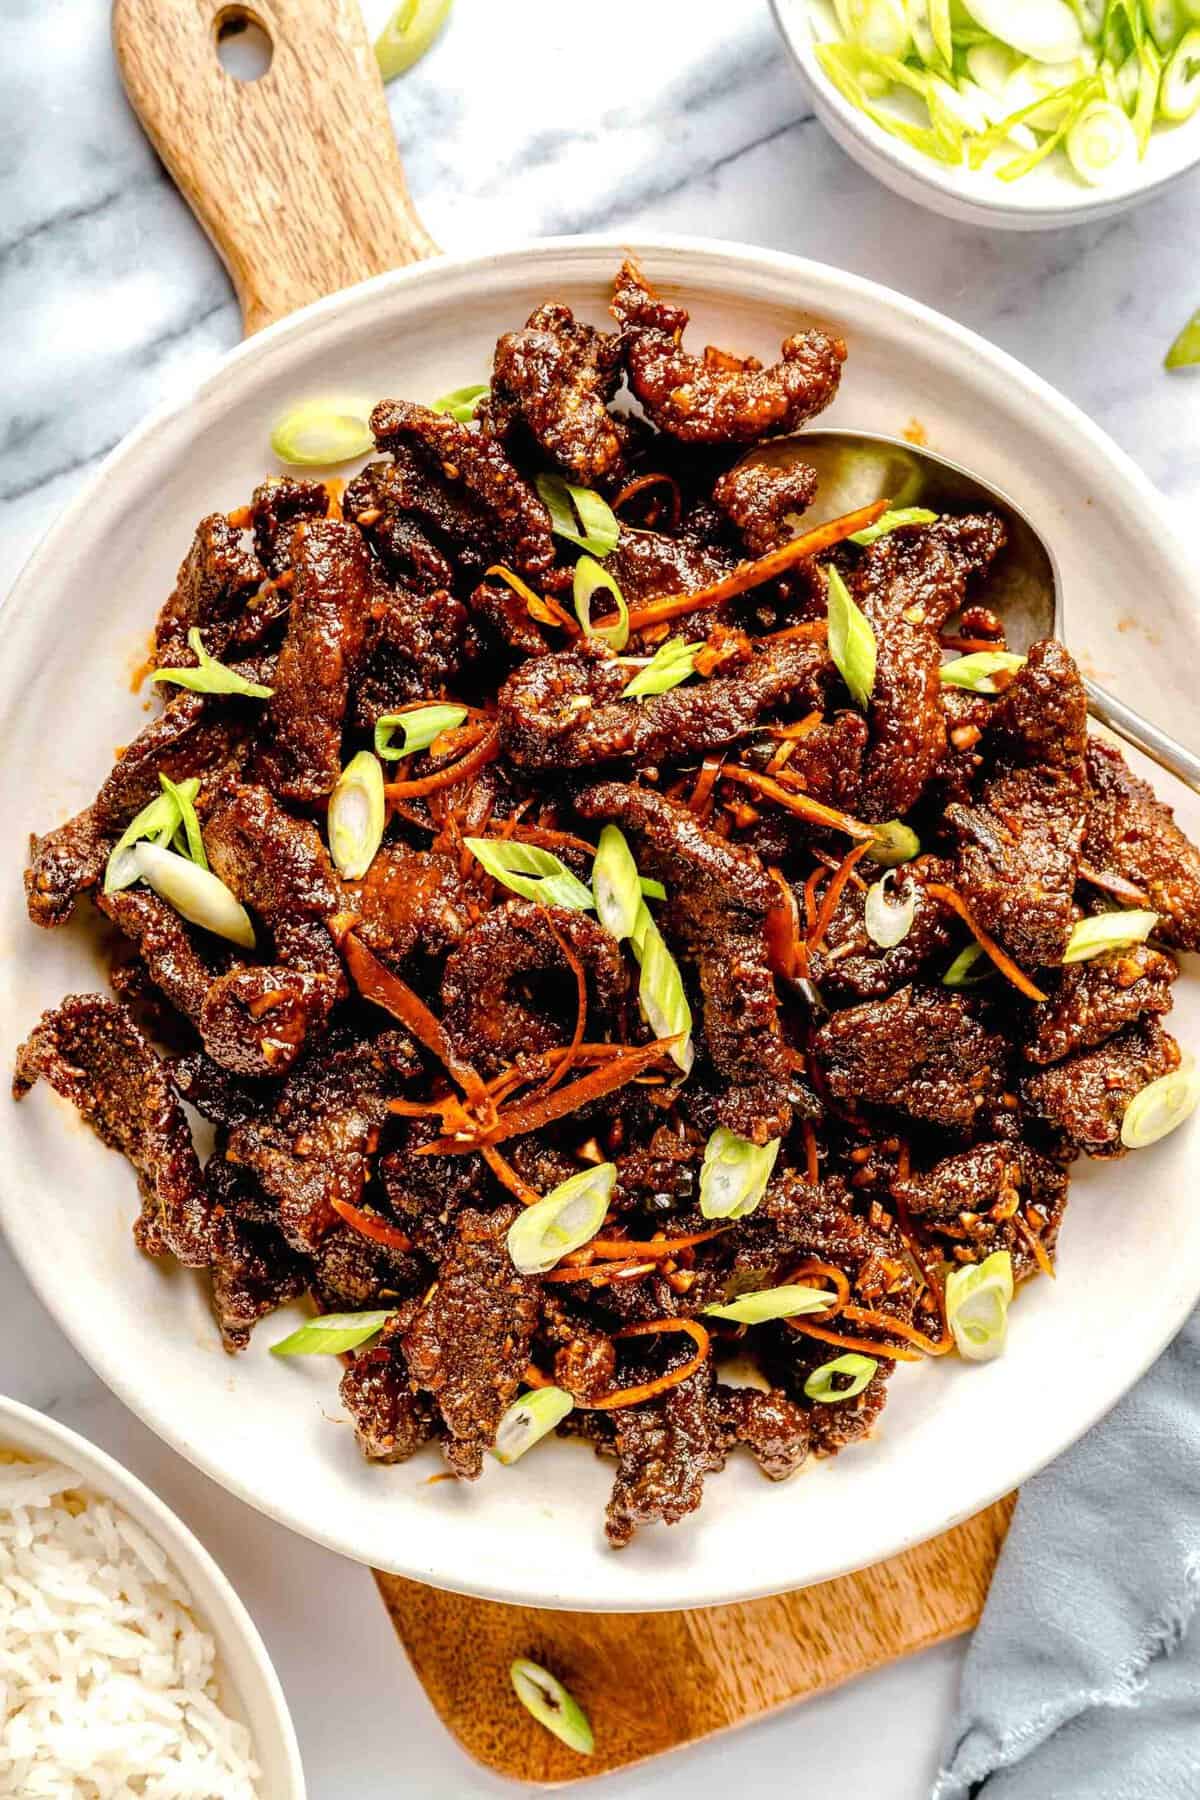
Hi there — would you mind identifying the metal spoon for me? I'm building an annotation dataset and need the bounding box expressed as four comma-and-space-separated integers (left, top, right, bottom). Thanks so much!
757, 430, 1200, 795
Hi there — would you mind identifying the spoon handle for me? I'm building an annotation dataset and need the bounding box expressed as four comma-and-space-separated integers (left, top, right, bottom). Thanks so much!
1084, 678, 1200, 798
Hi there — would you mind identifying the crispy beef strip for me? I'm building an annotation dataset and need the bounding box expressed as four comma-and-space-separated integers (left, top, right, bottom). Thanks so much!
95, 693, 249, 835
352, 843, 470, 968
341, 1309, 441, 1464
1022, 1019, 1181, 1158
403, 1203, 542, 1478
1084, 739, 1200, 951
710, 456, 819, 556
808, 859, 954, 1004
249, 476, 329, 578
814, 985, 1004, 1132
611, 261, 846, 445
895, 1143, 1068, 1281
481, 301, 630, 485
349, 582, 473, 730
199, 965, 341, 1078
714, 1386, 811, 1481
204, 1157, 308, 1352
204, 784, 345, 977
605, 1365, 726, 1548
13, 994, 212, 1267
1024, 945, 1177, 1066
25, 807, 110, 928
154, 513, 263, 666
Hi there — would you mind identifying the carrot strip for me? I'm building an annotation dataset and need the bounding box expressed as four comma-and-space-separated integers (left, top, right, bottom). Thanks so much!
842, 1303, 953, 1356
811, 841, 872, 947
585, 1319, 711, 1410
383, 726, 500, 800
759, 621, 829, 646
802, 1120, 820, 1187
722, 765, 875, 842
572, 1227, 730, 1262
496, 824, 598, 858
1079, 860, 1150, 907
785, 1259, 850, 1312
939, 634, 1007, 653
481, 1143, 544, 1208
522, 1362, 556, 1390
765, 866, 804, 981
786, 1316, 923, 1362
343, 933, 487, 1103
486, 564, 577, 633
623, 501, 889, 632
541, 1260, 657, 1285
689, 756, 724, 817
803, 866, 828, 937
330, 1196, 412, 1252
611, 471, 682, 530
924, 883, 1047, 1003
419, 1038, 680, 1151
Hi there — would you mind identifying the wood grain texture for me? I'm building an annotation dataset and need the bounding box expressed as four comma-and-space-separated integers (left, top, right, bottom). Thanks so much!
376, 1493, 1015, 1785
112, 0, 437, 333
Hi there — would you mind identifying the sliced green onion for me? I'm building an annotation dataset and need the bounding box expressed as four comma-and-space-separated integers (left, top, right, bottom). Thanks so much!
1145, 0, 1180, 54
939, 650, 1026, 693
943, 941, 990, 986
374, 703, 468, 761
848, 506, 939, 546
131, 843, 255, 949
1120, 1060, 1200, 1148
103, 779, 199, 894
270, 401, 373, 467
375, 0, 452, 81
825, 566, 876, 710
1062, 908, 1158, 963
704, 1284, 835, 1325
494, 1386, 574, 1464
1066, 98, 1139, 181
864, 870, 916, 948
573, 556, 629, 652
506, 1164, 615, 1275
945, 1249, 1013, 1362
271, 1310, 394, 1356
1165, 305, 1200, 369
966, 40, 1020, 94
631, 903, 693, 1073
620, 638, 700, 698
928, 0, 953, 64
804, 1352, 877, 1403
592, 825, 642, 941
699, 1127, 781, 1221
464, 837, 595, 911
153, 627, 273, 700
328, 751, 385, 881
640, 876, 667, 901
535, 472, 620, 558
1161, 27, 1200, 116
865, 819, 920, 867
509, 1660, 594, 1757
431, 383, 488, 422
159, 773, 207, 871
962, 0, 1084, 62
833, 0, 911, 55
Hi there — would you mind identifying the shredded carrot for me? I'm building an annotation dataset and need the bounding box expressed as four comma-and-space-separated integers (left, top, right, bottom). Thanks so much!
786, 1259, 850, 1312
330, 1196, 412, 1252
611, 471, 682, 530
722, 765, 876, 842
811, 840, 872, 947
688, 756, 723, 817
383, 725, 500, 800
786, 1316, 923, 1362
726, 801, 760, 830
324, 478, 346, 519
541, 1260, 657, 1286
1079, 860, 1150, 907
842, 1303, 953, 1356
226, 505, 252, 530
419, 1038, 680, 1152
803, 865, 828, 938
486, 563, 577, 633
764, 867, 805, 980
494, 824, 597, 858
481, 1143, 544, 1207
766, 739, 796, 775
939, 634, 1006, 654
1014, 1212, 1056, 1280
623, 500, 890, 633
759, 621, 829, 646
769, 711, 824, 741
802, 1119, 820, 1187
343, 933, 487, 1103
924, 883, 1047, 1003
571, 1227, 730, 1262
522, 1362, 555, 1390
585, 1319, 711, 1410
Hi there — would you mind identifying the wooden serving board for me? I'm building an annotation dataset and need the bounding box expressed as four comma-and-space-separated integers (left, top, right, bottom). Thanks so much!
111, 0, 1012, 1781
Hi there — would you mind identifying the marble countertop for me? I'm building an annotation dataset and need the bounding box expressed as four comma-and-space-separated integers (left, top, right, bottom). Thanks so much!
4, 2, 1200, 1794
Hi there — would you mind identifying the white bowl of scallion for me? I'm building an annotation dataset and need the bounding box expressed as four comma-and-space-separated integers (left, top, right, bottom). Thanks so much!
773, 0, 1200, 228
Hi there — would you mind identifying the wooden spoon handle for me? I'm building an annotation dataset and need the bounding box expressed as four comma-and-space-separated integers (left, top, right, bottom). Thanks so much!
112, 0, 438, 335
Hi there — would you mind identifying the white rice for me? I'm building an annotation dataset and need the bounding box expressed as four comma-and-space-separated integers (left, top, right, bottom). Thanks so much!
0, 1454, 260, 1798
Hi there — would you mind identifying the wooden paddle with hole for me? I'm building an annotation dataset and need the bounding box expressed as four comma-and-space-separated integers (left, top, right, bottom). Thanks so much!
110, 0, 1013, 1780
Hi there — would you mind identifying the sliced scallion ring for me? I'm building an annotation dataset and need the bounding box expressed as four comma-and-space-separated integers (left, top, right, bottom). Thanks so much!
153, 627, 274, 700
375, 0, 452, 81
431, 382, 488, 422
826, 565, 877, 710
833, 0, 911, 55
1062, 908, 1158, 963
374, 703, 468, 761
945, 1249, 1014, 1362
592, 824, 642, 942
704, 1284, 835, 1325
1066, 98, 1139, 183
1165, 305, 1200, 370
159, 773, 207, 871
938, 650, 1026, 693
804, 1352, 877, 1403
865, 819, 920, 867
848, 506, 939, 546
328, 751, 386, 881
1120, 1061, 1200, 1148
961, 0, 1084, 62
620, 637, 700, 698
699, 1127, 781, 1221
493, 1386, 574, 1464
631, 903, 693, 1073
864, 870, 916, 948
103, 779, 199, 895
464, 837, 595, 911
509, 1660, 594, 1757
271, 1310, 394, 1356
131, 843, 256, 949
506, 1164, 616, 1275
270, 401, 373, 467
573, 555, 629, 651
535, 472, 620, 557
1161, 27, 1200, 118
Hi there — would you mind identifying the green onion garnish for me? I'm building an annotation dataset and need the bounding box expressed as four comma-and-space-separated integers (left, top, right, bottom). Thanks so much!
493, 1386, 574, 1464
1066, 98, 1139, 183
803, 1352, 877, 1404
159, 772, 207, 871
826, 565, 877, 710
1120, 1060, 1200, 1148
269, 401, 373, 467
945, 1250, 1014, 1363
153, 627, 274, 701
104, 778, 200, 894
865, 819, 920, 867
463, 838, 595, 911
328, 751, 386, 882
620, 638, 700, 698
704, 1284, 835, 1325
863, 870, 915, 948
640, 876, 667, 901
535, 472, 620, 557
1062, 908, 1158, 963
509, 1659, 594, 1757
848, 506, 939, 546
506, 1164, 615, 1275
1165, 305, 1200, 370
592, 824, 642, 942
942, 941, 991, 987
375, 0, 452, 81
431, 383, 488, 422
573, 555, 629, 652
938, 650, 1026, 693
631, 902, 694, 1074
271, 1310, 395, 1356
1160, 28, 1200, 120
129, 843, 256, 949
374, 703, 468, 761
699, 1126, 781, 1221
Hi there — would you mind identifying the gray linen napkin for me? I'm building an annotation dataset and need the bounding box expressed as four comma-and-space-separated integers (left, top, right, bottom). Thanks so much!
934, 1310, 1200, 1799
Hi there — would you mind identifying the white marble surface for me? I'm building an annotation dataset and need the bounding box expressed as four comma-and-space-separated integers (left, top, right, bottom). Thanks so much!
3, 1, 1199, 1795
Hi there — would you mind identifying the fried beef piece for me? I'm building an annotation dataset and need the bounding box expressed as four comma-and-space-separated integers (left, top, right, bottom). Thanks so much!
715, 1386, 810, 1480
341, 1320, 441, 1464
948, 642, 1088, 970
482, 301, 629, 485
204, 784, 344, 974
1024, 945, 1177, 1066
440, 901, 627, 1077
25, 806, 110, 928
1084, 739, 1200, 951
350, 583, 473, 730
711, 456, 818, 555
500, 637, 826, 772
95, 693, 248, 835
466, 574, 552, 659
154, 513, 263, 666
379, 1136, 488, 1261
309, 1228, 424, 1315
808, 861, 954, 1004
171, 1050, 267, 1130
611, 260, 846, 446
353, 844, 470, 967
13, 995, 211, 1266
403, 1203, 541, 1478
98, 884, 218, 1024
605, 522, 734, 612
199, 965, 340, 1077
1022, 1019, 1180, 1158
249, 476, 329, 577
343, 462, 458, 594
605, 1366, 726, 1547
814, 985, 1003, 1131
895, 1142, 1068, 1280
205, 1157, 308, 1352
773, 711, 869, 812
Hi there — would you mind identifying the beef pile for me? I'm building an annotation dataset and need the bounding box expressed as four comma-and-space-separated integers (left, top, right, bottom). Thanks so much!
16, 264, 1200, 1548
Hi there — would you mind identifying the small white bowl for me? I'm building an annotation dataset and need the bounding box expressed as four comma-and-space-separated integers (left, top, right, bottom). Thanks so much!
0, 1397, 305, 1800
772, 0, 1200, 229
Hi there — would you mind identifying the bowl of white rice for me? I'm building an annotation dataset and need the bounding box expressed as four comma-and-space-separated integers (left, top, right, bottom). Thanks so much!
0, 1396, 304, 1798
